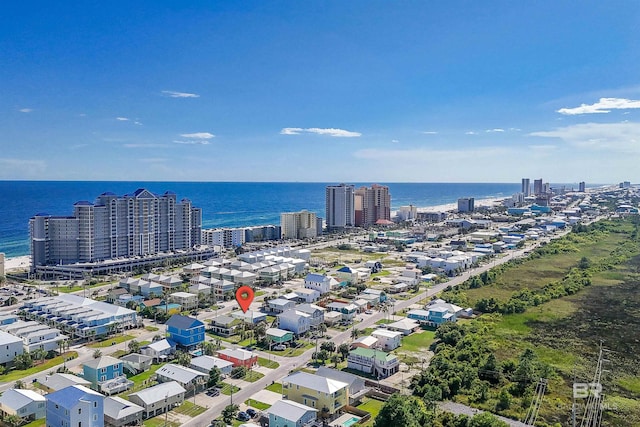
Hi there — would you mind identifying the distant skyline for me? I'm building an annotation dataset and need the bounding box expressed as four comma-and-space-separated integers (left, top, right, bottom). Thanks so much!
1, 2, 639, 183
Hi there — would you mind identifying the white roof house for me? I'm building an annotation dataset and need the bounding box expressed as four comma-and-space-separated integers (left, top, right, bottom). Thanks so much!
282, 371, 349, 394
0, 331, 23, 364
156, 364, 207, 388
0, 389, 46, 420
267, 399, 317, 427
189, 355, 234, 375
104, 396, 144, 427
40, 373, 91, 391
128, 381, 186, 405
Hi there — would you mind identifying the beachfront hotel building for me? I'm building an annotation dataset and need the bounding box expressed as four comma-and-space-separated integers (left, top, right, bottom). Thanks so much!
280, 210, 319, 239
355, 184, 391, 227
29, 189, 208, 277
325, 184, 355, 231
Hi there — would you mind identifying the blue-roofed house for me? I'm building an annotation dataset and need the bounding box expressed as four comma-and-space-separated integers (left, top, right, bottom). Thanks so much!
304, 273, 331, 294
45, 385, 104, 427
166, 315, 205, 350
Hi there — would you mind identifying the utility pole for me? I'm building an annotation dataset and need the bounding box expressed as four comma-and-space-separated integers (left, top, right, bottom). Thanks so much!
523, 378, 547, 426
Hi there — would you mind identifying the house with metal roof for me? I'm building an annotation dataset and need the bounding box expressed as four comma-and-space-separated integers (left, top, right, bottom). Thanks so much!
217, 348, 257, 368
209, 315, 242, 337
371, 329, 402, 350
189, 355, 233, 376
39, 373, 91, 392
267, 298, 296, 314
267, 399, 317, 427
315, 367, 368, 405
140, 338, 176, 362
0, 389, 46, 422
119, 353, 153, 375
45, 385, 104, 427
156, 363, 207, 395
295, 304, 325, 328
266, 327, 294, 344
282, 371, 349, 415
128, 381, 186, 419
104, 396, 144, 427
169, 292, 198, 311
347, 347, 400, 378
0, 330, 23, 364
165, 314, 205, 350
277, 310, 311, 335
83, 356, 133, 395
351, 335, 378, 349
304, 273, 332, 294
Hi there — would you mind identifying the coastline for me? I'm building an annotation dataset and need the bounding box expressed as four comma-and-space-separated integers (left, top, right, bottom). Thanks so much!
3, 196, 505, 273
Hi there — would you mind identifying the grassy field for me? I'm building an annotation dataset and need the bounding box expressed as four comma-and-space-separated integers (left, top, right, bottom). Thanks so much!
219, 383, 241, 395
244, 370, 265, 382
145, 325, 159, 332
0, 351, 78, 382
398, 329, 436, 352
357, 397, 386, 427
265, 382, 282, 393
88, 334, 135, 348
448, 219, 640, 427
257, 356, 279, 369
245, 398, 271, 410
143, 417, 180, 427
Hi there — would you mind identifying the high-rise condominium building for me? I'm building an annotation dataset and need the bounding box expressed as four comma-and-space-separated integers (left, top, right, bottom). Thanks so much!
325, 184, 355, 230
354, 184, 391, 227
280, 210, 318, 239
579, 181, 586, 192
533, 179, 543, 195
30, 189, 201, 272
457, 197, 475, 213
521, 178, 530, 197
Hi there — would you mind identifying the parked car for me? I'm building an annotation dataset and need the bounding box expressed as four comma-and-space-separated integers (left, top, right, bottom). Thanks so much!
246, 408, 257, 417
273, 344, 286, 351
237, 411, 251, 421
365, 310, 373, 314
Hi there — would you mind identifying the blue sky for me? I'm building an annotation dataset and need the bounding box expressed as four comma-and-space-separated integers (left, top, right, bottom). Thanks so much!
1, 1, 639, 183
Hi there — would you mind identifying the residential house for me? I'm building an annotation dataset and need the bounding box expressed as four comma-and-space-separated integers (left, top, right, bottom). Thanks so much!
0, 389, 46, 422
0, 330, 24, 364
82, 356, 124, 384
304, 274, 331, 295
169, 292, 198, 311
45, 385, 104, 427
165, 314, 205, 350
347, 347, 400, 378
336, 266, 359, 285
230, 310, 267, 324
209, 315, 242, 337
266, 328, 294, 345
119, 353, 153, 375
315, 367, 368, 405
217, 348, 257, 368
323, 311, 342, 326
361, 289, 387, 304
40, 373, 91, 392
277, 310, 311, 335
282, 371, 349, 416
351, 336, 378, 349
189, 355, 233, 376
267, 298, 296, 314
155, 363, 207, 395
128, 381, 186, 419
295, 304, 325, 329
107, 288, 129, 303
4, 321, 67, 353
267, 399, 317, 427
386, 318, 420, 335
292, 288, 320, 303
104, 396, 144, 427
371, 329, 402, 351
183, 263, 205, 276
326, 302, 358, 322
140, 339, 176, 362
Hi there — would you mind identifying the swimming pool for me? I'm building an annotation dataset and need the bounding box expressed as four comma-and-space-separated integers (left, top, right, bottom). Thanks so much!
343, 416, 360, 427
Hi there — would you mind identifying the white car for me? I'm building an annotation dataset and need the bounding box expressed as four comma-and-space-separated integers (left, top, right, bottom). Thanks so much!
364, 310, 373, 314
273, 344, 286, 351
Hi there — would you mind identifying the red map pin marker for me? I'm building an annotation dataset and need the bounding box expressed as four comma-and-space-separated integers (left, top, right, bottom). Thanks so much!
235, 286, 254, 313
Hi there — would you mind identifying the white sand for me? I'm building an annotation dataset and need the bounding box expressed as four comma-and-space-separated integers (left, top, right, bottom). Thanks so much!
4, 255, 31, 273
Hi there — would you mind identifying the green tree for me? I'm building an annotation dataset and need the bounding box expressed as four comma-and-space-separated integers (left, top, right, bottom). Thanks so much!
331, 354, 341, 367
221, 404, 239, 424
202, 340, 216, 356
338, 343, 350, 360
128, 340, 141, 354
320, 341, 336, 353
231, 365, 247, 379
374, 394, 431, 427
496, 388, 512, 411
208, 367, 221, 387
15, 352, 33, 370
92, 349, 102, 359
3, 414, 23, 427
14, 380, 25, 389
469, 412, 509, 427
174, 350, 191, 367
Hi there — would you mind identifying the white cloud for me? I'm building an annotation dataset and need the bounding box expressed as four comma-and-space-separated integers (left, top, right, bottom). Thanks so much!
557, 97, 640, 115
134, 121, 143, 126
124, 143, 167, 148
280, 127, 361, 137
486, 128, 505, 133
116, 117, 130, 121
422, 131, 438, 135
509, 127, 522, 132
179, 132, 215, 139
391, 139, 399, 143
465, 131, 478, 135
529, 121, 640, 153
173, 140, 211, 145
162, 90, 200, 98
19, 108, 33, 113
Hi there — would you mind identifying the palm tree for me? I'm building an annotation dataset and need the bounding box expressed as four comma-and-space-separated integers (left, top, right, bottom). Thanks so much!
317, 323, 327, 337
93, 349, 102, 359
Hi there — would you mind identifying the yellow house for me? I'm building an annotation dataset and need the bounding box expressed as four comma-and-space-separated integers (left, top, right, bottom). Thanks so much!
282, 371, 349, 416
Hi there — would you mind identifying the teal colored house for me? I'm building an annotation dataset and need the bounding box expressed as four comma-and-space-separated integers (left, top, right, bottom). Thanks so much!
266, 328, 294, 344
83, 356, 124, 386
166, 314, 205, 350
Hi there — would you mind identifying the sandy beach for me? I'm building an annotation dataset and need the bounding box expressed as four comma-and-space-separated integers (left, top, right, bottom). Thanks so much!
4, 255, 31, 273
